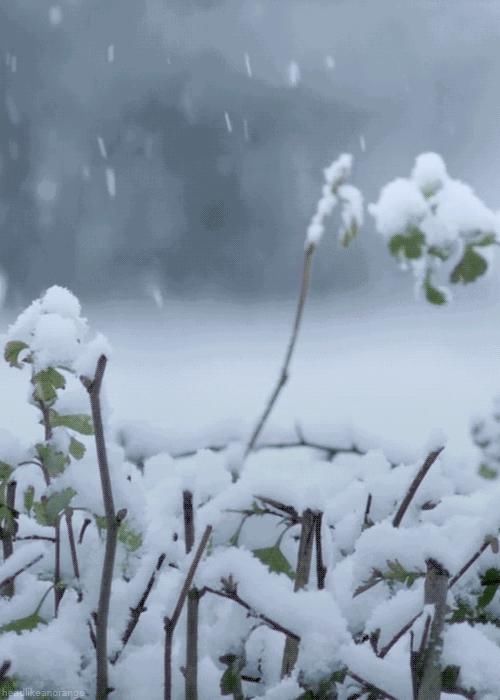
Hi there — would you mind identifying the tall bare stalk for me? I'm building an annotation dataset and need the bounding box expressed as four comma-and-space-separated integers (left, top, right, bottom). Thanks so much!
281, 509, 315, 677
245, 244, 315, 456
81, 355, 125, 700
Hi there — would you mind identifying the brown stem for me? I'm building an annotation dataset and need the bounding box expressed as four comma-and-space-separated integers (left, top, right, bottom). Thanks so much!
164, 525, 212, 700
111, 553, 166, 664
281, 509, 315, 677
201, 586, 299, 641
314, 512, 327, 590
183, 491, 195, 555
0, 553, 43, 591
176, 437, 366, 462
245, 244, 315, 456
65, 508, 80, 580
185, 588, 200, 700
1, 481, 17, 598
183, 490, 198, 699
81, 354, 121, 700
54, 515, 65, 615
78, 518, 92, 545
416, 560, 449, 700
347, 671, 398, 700
380, 537, 493, 659
392, 447, 444, 528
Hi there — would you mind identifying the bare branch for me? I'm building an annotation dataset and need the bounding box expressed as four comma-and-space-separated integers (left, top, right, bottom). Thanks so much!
81, 354, 120, 700
245, 244, 315, 456
347, 671, 398, 700
282, 509, 315, 677
0, 553, 43, 591
314, 511, 327, 590
1, 481, 17, 598
111, 553, 166, 664
201, 585, 299, 641
164, 525, 212, 700
392, 447, 444, 528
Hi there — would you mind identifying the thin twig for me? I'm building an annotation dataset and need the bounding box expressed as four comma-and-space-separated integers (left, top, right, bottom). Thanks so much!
1, 481, 17, 598
14, 535, 55, 543
347, 671, 398, 700
185, 588, 200, 700
201, 586, 299, 641
54, 515, 64, 616
164, 525, 212, 700
0, 553, 43, 591
81, 354, 122, 700
448, 539, 491, 588
183, 491, 195, 555
392, 447, 444, 528
78, 518, 92, 545
111, 553, 166, 664
175, 437, 365, 461
65, 508, 80, 580
363, 493, 373, 529
314, 512, 327, 590
245, 244, 315, 456
416, 560, 449, 700
282, 509, 315, 677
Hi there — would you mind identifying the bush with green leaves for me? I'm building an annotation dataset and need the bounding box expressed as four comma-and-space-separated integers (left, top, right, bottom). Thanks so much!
1, 154, 500, 700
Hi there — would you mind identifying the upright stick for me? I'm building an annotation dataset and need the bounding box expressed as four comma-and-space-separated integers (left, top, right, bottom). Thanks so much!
245, 244, 315, 456
81, 355, 124, 700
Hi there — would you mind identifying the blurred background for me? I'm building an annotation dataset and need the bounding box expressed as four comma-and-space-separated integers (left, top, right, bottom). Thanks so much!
2, 0, 500, 306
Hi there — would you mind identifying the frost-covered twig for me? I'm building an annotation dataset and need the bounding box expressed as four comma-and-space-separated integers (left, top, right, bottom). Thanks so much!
281, 509, 315, 677
415, 559, 449, 700
200, 585, 299, 641
112, 553, 166, 664
164, 525, 212, 700
1, 481, 17, 598
65, 508, 80, 581
0, 552, 43, 591
81, 354, 123, 700
392, 447, 444, 527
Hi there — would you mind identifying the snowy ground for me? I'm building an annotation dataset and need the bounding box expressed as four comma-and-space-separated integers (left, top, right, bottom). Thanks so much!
0, 290, 498, 465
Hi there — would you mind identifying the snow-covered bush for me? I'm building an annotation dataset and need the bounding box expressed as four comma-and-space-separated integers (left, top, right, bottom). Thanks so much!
370, 152, 500, 304
1, 287, 500, 700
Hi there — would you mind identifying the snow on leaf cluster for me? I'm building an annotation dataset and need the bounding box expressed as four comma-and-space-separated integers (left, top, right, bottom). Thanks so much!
369, 153, 500, 304
306, 154, 364, 249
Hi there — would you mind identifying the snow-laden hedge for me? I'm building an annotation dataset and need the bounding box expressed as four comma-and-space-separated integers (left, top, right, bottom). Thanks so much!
1, 154, 500, 700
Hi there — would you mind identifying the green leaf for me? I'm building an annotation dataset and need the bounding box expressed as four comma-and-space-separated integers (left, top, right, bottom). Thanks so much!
34, 488, 76, 526
24, 486, 35, 515
118, 521, 142, 552
479, 464, 497, 480
49, 412, 93, 435
0, 462, 12, 482
479, 568, 500, 608
4, 340, 29, 368
441, 665, 460, 692
424, 281, 447, 305
0, 677, 18, 697
450, 246, 488, 285
220, 667, 239, 695
473, 232, 497, 247
340, 220, 359, 248
33, 367, 66, 403
0, 612, 45, 634
69, 436, 86, 460
253, 545, 295, 579
389, 228, 425, 260
36, 443, 68, 477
